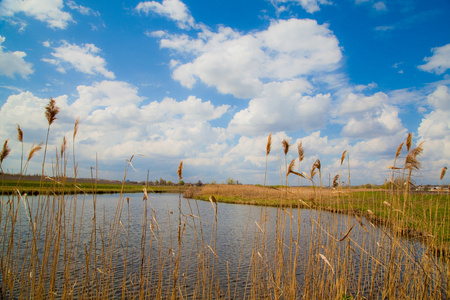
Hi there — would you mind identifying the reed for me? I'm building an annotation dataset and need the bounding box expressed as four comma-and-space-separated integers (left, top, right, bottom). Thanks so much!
0, 104, 448, 299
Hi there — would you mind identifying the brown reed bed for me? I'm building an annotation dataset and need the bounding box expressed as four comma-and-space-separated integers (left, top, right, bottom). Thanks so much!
0, 100, 449, 299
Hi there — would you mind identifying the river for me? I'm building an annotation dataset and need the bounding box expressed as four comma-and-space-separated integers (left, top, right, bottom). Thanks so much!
0, 192, 447, 299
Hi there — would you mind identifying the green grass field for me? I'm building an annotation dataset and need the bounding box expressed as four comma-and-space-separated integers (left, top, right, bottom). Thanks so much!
0, 179, 187, 195
186, 184, 450, 253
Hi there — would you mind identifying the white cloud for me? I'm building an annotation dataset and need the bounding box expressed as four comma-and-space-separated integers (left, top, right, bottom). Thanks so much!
426, 85, 450, 111
341, 108, 404, 139
271, 0, 332, 14
0, 92, 48, 134
228, 85, 330, 136
67, 1, 99, 16
0, 82, 231, 178
418, 43, 450, 75
136, 0, 195, 29
339, 92, 388, 115
338, 92, 406, 139
375, 25, 394, 31
0, 36, 33, 79
160, 19, 341, 99
70, 81, 143, 119
0, 0, 72, 29
373, 2, 387, 11
42, 41, 115, 79
418, 85, 450, 139
417, 85, 450, 181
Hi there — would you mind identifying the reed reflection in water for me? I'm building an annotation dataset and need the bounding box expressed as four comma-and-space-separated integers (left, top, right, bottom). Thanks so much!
0, 192, 446, 299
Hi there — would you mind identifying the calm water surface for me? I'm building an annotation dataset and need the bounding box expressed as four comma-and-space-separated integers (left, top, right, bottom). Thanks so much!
1, 192, 446, 298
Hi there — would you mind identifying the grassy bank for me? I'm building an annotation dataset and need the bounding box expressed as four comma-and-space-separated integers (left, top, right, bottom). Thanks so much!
0, 178, 187, 195
185, 184, 450, 253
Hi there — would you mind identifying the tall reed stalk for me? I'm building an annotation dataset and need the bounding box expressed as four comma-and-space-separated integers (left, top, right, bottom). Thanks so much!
0, 105, 448, 299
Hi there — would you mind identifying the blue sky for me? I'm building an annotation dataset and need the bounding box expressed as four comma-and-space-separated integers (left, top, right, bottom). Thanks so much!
0, 0, 449, 186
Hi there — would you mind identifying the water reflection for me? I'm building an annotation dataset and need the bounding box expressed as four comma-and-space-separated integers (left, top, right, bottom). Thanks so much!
1, 192, 446, 299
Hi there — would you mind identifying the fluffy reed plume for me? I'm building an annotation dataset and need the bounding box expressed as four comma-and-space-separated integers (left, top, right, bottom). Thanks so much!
266, 132, 272, 156
341, 150, 347, 166
406, 132, 412, 152
440, 166, 447, 181
42, 98, 60, 176
287, 159, 296, 176
73, 117, 80, 181
282, 139, 290, 156
0, 139, 11, 165
286, 158, 304, 178
405, 141, 424, 170
17, 124, 24, 173
73, 117, 80, 139
177, 161, 183, 181
297, 142, 304, 162
27, 142, 43, 162
264, 132, 272, 187
17, 124, 23, 142
45, 97, 60, 125
333, 174, 339, 188
395, 142, 404, 159
61, 136, 66, 158
313, 158, 321, 172
310, 164, 317, 181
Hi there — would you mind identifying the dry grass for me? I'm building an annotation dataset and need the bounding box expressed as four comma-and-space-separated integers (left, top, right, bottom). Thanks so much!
0, 102, 449, 299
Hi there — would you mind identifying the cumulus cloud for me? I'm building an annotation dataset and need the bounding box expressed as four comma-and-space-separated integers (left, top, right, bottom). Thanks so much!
0, 36, 33, 79
160, 19, 341, 99
338, 92, 406, 139
0, 0, 72, 29
375, 25, 394, 31
136, 0, 195, 29
418, 43, 450, 75
0, 81, 231, 178
227, 79, 331, 135
339, 92, 388, 115
418, 85, 450, 139
0, 92, 49, 134
151, 17, 342, 139
271, 0, 332, 14
42, 41, 115, 79
67, 1, 99, 16
415, 85, 450, 180
373, 1, 387, 11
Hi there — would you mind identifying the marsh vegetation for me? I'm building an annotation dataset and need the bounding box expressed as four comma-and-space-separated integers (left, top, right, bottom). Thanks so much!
0, 99, 449, 299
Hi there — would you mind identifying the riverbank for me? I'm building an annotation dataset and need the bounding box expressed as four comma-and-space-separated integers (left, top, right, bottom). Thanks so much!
0, 174, 188, 195
184, 184, 450, 255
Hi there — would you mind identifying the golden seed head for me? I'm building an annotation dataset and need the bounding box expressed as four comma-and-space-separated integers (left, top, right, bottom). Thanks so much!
282, 139, 290, 156
313, 158, 321, 171
73, 117, 80, 139
17, 124, 23, 143
177, 161, 183, 180
61, 136, 66, 157
406, 133, 412, 152
405, 141, 424, 170
310, 164, 317, 180
27, 142, 43, 162
1, 139, 11, 164
287, 158, 296, 176
297, 142, 304, 163
395, 142, 404, 160
45, 97, 60, 126
341, 150, 347, 166
266, 132, 272, 156
440, 167, 447, 181
333, 174, 339, 188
